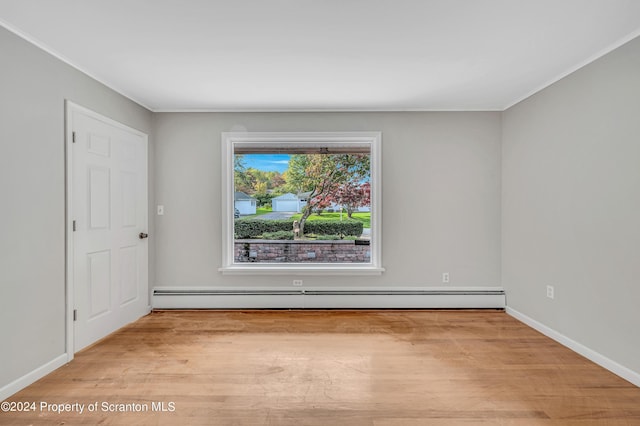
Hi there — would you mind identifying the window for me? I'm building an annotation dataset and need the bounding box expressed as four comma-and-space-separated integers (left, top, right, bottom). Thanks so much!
220, 132, 383, 275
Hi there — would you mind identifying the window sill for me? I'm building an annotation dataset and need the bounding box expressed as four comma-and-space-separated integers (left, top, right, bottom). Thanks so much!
218, 265, 385, 276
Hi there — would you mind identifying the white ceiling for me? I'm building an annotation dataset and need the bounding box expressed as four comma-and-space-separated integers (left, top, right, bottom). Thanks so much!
1, 0, 640, 112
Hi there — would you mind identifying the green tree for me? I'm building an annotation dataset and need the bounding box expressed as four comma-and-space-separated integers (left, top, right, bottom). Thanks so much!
234, 155, 255, 194
234, 158, 287, 196
286, 153, 369, 235
254, 181, 268, 195
254, 193, 274, 208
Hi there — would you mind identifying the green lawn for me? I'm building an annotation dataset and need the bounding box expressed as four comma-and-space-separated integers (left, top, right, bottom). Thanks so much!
242, 207, 272, 219
255, 207, 272, 216
291, 212, 371, 228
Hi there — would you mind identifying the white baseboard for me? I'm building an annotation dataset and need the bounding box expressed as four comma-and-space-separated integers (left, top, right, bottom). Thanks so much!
0, 353, 68, 402
152, 286, 506, 309
506, 307, 640, 388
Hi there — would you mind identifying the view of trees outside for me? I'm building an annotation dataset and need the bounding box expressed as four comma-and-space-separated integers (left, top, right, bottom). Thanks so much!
234, 155, 287, 207
234, 152, 371, 237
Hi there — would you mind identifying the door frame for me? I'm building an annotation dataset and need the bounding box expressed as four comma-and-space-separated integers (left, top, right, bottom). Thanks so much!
65, 100, 150, 361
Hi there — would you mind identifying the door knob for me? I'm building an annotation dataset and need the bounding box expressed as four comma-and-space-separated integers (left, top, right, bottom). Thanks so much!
139, 232, 149, 239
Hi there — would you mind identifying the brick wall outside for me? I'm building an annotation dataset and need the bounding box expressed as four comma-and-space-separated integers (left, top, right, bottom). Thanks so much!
235, 239, 370, 263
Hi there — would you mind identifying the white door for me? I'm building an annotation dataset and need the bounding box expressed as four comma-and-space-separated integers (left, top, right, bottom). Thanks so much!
69, 103, 148, 352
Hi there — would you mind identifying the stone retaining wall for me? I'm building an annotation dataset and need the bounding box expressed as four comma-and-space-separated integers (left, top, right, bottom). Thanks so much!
235, 239, 370, 263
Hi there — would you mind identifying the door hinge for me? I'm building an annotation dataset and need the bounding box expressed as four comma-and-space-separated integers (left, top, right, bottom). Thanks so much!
72, 220, 77, 232
72, 131, 76, 143
73, 309, 77, 321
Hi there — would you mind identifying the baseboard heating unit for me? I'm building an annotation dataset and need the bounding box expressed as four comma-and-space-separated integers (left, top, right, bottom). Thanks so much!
152, 287, 505, 309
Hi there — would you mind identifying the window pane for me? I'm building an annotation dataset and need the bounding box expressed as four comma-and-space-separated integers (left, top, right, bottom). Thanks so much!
233, 149, 372, 264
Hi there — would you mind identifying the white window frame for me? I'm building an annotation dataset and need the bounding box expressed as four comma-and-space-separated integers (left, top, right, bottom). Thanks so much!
219, 131, 384, 275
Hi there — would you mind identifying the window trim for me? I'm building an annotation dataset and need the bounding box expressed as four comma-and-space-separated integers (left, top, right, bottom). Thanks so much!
219, 131, 384, 275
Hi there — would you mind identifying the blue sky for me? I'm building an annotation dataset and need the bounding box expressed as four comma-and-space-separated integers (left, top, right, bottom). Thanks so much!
243, 154, 291, 173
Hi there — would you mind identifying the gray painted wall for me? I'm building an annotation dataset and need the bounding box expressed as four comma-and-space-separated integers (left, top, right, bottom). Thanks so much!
0, 27, 152, 387
502, 37, 640, 374
153, 112, 502, 289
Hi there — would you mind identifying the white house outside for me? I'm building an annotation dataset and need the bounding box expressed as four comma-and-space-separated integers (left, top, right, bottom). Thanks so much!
271, 192, 303, 212
271, 191, 370, 213
234, 191, 257, 215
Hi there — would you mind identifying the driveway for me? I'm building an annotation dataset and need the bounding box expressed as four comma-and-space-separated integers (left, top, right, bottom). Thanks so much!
253, 211, 297, 220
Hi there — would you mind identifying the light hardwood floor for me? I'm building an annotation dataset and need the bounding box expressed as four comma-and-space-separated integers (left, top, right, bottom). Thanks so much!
2, 310, 639, 425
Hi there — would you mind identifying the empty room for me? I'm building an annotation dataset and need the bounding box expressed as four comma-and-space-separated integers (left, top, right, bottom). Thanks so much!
1, 1, 640, 424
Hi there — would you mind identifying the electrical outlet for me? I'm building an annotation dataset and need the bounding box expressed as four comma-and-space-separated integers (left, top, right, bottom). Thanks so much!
546, 285, 554, 299
157, 205, 164, 215
293, 280, 303, 286
442, 272, 450, 283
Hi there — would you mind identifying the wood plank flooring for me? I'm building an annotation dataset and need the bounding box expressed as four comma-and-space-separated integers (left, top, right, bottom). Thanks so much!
2, 310, 639, 425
